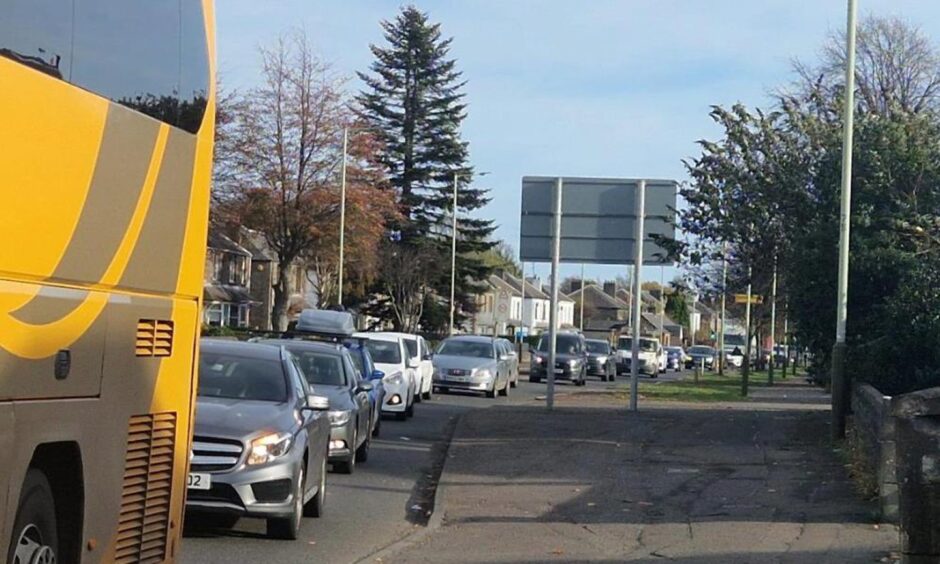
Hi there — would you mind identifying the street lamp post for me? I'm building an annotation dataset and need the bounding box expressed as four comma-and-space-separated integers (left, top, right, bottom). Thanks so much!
449, 171, 489, 335
338, 127, 349, 306
832, 0, 858, 440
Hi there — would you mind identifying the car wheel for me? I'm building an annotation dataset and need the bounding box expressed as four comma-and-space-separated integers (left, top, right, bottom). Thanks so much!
499, 379, 509, 397
8, 469, 58, 564
303, 455, 326, 518
486, 382, 497, 398
510, 375, 518, 388
267, 466, 304, 540
405, 397, 415, 418
529, 376, 541, 383
414, 388, 422, 403
422, 389, 432, 401
356, 431, 371, 463
372, 416, 382, 437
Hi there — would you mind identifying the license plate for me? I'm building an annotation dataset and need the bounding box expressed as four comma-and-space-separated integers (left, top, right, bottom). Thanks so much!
187, 473, 211, 490
554, 369, 564, 374
449, 375, 469, 382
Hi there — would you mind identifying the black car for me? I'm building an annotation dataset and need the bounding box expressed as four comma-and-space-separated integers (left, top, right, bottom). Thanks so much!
685, 345, 717, 370
529, 332, 587, 386
584, 339, 615, 381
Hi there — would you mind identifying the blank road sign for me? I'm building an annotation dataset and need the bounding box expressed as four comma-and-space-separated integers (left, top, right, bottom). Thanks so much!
519, 176, 677, 265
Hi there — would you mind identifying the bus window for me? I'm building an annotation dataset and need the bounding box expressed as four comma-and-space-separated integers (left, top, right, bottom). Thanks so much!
0, 0, 74, 79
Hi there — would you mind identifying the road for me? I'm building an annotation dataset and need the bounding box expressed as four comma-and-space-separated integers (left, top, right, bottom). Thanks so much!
180, 369, 683, 564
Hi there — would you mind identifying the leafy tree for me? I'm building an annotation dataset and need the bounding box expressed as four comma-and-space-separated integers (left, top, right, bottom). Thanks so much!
357, 5, 495, 331
213, 32, 347, 330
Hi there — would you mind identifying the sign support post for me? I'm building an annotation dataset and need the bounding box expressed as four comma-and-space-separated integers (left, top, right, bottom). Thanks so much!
629, 180, 646, 412
546, 178, 563, 410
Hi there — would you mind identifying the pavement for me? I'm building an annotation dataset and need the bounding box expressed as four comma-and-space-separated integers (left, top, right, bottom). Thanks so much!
391, 377, 900, 563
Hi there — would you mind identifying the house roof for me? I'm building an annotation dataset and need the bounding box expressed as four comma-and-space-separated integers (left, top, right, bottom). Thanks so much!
576, 283, 630, 310
487, 275, 518, 295
239, 227, 276, 261
695, 302, 717, 317
204, 284, 254, 304
207, 229, 251, 257
502, 273, 550, 301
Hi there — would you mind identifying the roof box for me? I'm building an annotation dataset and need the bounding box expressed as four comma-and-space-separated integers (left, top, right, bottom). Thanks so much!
295, 309, 355, 337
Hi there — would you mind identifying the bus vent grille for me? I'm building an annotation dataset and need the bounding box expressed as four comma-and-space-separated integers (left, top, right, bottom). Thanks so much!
115, 412, 177, 564
136, 319, 174, 357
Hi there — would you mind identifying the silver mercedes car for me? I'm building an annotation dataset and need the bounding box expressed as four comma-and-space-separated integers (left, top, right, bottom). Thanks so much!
432, 336, 511, 398
186, 340, 331, 540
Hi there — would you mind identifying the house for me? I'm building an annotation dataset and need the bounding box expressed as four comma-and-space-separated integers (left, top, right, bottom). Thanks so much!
569, 283, 631, 340
203, 230, 254, 328
501, 273, 551, 334
237, 228, 313, 331
473, 274, 523, 336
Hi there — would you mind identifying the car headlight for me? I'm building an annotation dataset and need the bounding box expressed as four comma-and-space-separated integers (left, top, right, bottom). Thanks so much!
568, 359, 579, 367
247, 432, 293, 466
384, 372, 404, 386
595, 356, 608, 364
473, 368, 493, 381
533, 356, 543, 364
328, 410, 351, 427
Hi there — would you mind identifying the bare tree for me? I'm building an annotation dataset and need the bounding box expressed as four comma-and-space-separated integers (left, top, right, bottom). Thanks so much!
793, 16, 940, 115
214, 31, 346, 330
374, 242, 435, 333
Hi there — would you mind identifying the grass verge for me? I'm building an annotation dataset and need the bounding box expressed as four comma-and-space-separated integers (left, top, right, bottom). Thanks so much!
607, 370, 774, 403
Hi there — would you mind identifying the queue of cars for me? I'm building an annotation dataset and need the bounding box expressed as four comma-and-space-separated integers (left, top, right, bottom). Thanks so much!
184, 312, 532, 542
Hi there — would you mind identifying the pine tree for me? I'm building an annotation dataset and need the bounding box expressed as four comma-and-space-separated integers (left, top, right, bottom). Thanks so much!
357, 5, 495, 331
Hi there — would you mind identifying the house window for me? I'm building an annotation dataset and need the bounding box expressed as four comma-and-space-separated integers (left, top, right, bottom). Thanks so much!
205, 303, 222, 326
227, 255, 248, 286
211, 252, 222, 283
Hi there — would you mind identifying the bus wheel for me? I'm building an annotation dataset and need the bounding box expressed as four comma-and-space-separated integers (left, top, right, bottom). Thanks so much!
9, 469, 58, 564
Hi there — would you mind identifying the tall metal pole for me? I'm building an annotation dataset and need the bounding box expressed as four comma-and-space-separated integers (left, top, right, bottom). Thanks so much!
769, 258, 778, 386
832, 0, 858, 440
783, 302, 789, 378
659, 266, 666, 344
547, 178, 564, 410
449, 172, 459, 335
520, 261, 526, 338
579, 263, 585, 331
338, 127, 348, 306
741, 267, 753, 397
719, 244, 728, 375
691, 293, 698, 347
629, 180, 646, 412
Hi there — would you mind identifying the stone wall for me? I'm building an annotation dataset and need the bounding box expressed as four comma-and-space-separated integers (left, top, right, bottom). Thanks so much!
850, 382, 899, 523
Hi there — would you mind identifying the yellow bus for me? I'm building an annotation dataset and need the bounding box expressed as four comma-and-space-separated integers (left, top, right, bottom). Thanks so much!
0, 1, 216, 562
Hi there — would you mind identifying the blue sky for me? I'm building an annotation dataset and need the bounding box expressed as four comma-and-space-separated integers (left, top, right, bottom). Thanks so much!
216, 1, 940, 286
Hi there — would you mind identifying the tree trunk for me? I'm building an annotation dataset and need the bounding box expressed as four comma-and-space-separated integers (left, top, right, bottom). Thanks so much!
272, 260, 293, 332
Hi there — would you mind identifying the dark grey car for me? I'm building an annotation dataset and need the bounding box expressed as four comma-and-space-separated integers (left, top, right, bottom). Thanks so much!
529, 332, 587, 386
585, 339, 615, 381
260, 339, 374, 474
186, 340, 331, 540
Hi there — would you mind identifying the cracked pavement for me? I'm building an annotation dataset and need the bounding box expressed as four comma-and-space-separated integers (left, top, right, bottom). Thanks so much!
392, 380, 899, 563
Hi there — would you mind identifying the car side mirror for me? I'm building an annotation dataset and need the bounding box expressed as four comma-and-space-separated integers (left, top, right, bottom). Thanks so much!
499, 353, 510, 361
356, 381, 374, 393
408, 359, 420, 369
371, 369, 385, 380
423, 353, 433, 361
305, 395, 330, 411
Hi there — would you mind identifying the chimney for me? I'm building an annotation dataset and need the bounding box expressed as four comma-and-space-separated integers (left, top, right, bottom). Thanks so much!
603, 282, 617, 297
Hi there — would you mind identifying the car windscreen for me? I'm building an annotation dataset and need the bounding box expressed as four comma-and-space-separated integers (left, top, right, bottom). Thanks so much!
438, 340, 494, 359
365, 339, 402, 364
618, 338, 657, 352
198, 352, 287, 402
537, 335, 581, 354
290, 349, 346, 386
689, 346, 714, 355
404, 338, 418, 359
348, 348, 366, 377
724, 334, 745, 346
585, 341, 610, 354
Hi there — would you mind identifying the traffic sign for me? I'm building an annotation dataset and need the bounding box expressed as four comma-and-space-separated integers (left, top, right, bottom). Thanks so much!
734, 294, 763, 304
519, 177, 677, 265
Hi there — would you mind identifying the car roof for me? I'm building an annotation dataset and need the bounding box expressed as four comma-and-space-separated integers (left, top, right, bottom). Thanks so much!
255, 338, 344, 355
354, 332, 401, 343
200, 338, 283, 361
443, 335, 496, 343
369, 331, 419, 340
585, 338, 609, 344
